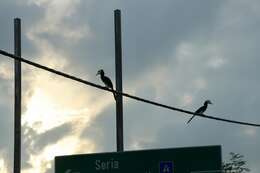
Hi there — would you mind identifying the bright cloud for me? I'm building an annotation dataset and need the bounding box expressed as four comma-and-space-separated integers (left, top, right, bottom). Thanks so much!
0, 61, 13, 80
21, 69, 112, 172
207, 57, 227, 69
0, 157, 8, 173
22, 136, 95, 173
21, 48, 112, 172
26, 0, 91, 42
16, 0, 111, 172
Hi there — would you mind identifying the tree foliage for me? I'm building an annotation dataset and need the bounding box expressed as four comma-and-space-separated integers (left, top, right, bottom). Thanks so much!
222, 152, 250, 173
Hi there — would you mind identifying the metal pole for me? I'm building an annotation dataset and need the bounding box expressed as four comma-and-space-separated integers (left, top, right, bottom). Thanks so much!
114, 9, 124, 152
14, 18, 21, 173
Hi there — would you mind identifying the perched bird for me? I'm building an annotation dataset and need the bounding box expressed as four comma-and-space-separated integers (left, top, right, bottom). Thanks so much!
187, 100, 212, 124
96, 69, 116, 100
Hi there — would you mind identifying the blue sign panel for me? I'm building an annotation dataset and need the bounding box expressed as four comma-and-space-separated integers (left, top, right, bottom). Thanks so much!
160, 161, 173, 173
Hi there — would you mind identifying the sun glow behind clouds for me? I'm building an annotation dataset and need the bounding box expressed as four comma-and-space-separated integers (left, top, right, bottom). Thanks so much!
18, 0, 110, 172
21, 64, 114, 173
22, 88, 78, 134
22, 85, 94, 134
21, 80, 97, 173
22, 136, 95, 173
0, 158, 8, 173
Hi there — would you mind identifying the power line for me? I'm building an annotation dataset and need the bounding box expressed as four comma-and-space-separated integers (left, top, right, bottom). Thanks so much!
0, 49, 260, 127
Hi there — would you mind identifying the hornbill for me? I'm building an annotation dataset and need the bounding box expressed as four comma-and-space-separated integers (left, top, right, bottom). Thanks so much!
96, 69, 117, 100
187, 100, 212, 124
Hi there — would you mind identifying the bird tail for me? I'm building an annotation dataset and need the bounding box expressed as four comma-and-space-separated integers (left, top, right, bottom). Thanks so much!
113, 91, 117, 101
187, 114, 196, 124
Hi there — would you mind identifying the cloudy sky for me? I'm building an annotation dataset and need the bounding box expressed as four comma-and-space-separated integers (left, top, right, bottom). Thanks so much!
0, 0, 260, 172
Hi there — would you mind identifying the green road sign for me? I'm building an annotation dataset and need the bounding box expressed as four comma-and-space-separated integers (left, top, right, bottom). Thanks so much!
55, 145, 222, 173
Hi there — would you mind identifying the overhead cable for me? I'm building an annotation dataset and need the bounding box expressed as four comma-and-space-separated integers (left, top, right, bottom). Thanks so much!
0, 49, 259, 127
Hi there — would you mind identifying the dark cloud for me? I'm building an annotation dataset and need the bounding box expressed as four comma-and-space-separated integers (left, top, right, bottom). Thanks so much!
62, 0, 226, 83
1, 0, 260, 173
0, 0, 43, 56
30, 123, 72, 151
81, 105, 116, 152
77, 2, 260, 173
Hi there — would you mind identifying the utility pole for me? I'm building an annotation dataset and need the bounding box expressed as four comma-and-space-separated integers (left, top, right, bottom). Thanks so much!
14, 18, 21, 173
114, 9, 124, 152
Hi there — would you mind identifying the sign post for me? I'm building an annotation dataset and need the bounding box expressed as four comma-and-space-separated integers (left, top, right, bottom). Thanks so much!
114, 9, 124, 152
14, 18, 21, 173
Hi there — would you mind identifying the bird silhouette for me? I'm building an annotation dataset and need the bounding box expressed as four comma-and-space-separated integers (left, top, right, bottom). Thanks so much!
96, 69, 116, 100
187, 100, 212, 124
